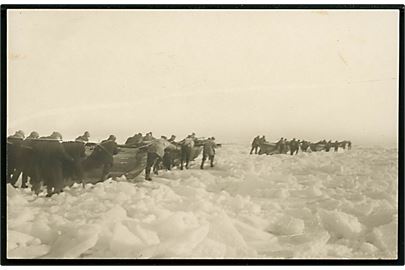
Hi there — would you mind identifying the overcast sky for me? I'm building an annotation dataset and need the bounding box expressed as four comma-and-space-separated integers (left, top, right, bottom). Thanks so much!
7, 9, 399, 145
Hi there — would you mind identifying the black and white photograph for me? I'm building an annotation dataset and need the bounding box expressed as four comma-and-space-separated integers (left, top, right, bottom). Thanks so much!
2, 5, 403, 263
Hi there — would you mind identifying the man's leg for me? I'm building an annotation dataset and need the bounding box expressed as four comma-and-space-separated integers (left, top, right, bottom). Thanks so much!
30, 164, 41, 195
167, 153, 173, 170
74, 160, 84, 183
31, 178, 41, 195
185, 148, 191, 169
180, 147, 185, 170
210, 155, 215, 167
168, 153, 174, 170
153, 157, 162, 175
46, 184, 53, 197
200, 154, 206, 169
10, 168, 22, 187
21, 172, 28, 188
53, 167, 65, 195
45, 173, 53, 197
145, 152, 157, 180
162, 153, 170, 170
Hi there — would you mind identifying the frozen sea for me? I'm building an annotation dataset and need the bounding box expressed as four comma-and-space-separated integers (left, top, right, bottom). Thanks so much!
6, 144, 398, 259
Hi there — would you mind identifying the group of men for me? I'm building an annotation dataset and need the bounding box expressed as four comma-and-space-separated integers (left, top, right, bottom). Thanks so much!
7, 130, 119, 196
123, 132, 217, 180
250, 135, 267, 154
7, 129, 218, 196
250, 135, 352, 155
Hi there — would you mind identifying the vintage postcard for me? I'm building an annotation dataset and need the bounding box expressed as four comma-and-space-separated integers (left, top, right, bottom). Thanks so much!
2, 5, 403, 264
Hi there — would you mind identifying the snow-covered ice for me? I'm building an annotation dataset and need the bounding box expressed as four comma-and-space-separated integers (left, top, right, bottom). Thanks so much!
6, 145, 398, 259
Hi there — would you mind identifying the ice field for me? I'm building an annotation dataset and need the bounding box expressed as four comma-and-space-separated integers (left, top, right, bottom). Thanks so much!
7, 144, 398, 259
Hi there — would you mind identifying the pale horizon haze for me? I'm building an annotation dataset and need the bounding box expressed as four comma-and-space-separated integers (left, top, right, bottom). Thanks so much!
7, 9, 399, 146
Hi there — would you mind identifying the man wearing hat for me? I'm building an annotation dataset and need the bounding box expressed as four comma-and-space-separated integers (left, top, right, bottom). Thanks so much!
40, 131, 63, 141
168, 135, 176, 143
75, 131, 90, 143
26, 131, 39, 140
7, 130, 25, 142
101, 135, 116, 143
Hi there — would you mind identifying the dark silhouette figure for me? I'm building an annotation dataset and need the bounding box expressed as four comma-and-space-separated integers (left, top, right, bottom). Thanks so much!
334, 141, 339, 152
250, 136, 260, 154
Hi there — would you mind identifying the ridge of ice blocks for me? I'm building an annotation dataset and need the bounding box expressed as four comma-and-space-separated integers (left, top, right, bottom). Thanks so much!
318, 209, 363, 239
7, 145, 398, 259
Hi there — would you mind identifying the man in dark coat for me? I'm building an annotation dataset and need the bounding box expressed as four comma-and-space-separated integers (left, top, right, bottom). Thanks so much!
343, 141, 347, 150
162, 147, 176, 171
325, 140, 332, 152
300, 140, 309, 152
296, 140, 301, 155
250, 136, 260, 155
18, 131, 40, 189
7, 130, 26, 184
82, 137, 119, 183
200, 137, 217, 169
62, 141, 86, 184
35, 132, 74, 196
98, 138, 119, 179
289, 138, 299, 155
